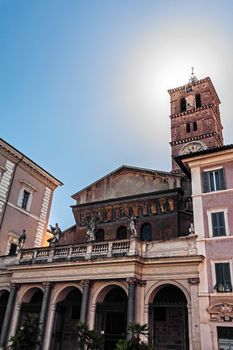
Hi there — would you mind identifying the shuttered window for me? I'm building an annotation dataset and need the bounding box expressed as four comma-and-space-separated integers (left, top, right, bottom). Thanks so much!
203, 168, 226, 192
211, 212, 226, 236
215, 263, 232, 292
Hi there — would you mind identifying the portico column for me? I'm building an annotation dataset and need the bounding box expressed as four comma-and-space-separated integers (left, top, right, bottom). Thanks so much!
43, 303, 56, 350
80, 280, 90, 323
0, 283, 19, 349
126, 278, 137, 339
37, 282, 52, 349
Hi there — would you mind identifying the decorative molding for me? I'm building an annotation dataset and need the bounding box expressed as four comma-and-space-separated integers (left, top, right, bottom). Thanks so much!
170, 103, 214, 119
168, 77, 212, 94
19, 179, 37, 192
170, 132, 218, 146
207, 302, 233, 322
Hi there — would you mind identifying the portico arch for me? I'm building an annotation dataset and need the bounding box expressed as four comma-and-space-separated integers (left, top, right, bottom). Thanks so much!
53, 283, 83, 304
145, 280, 191, 306
148, 283, 189, 350
17, 287, 43, 332
51, 286, 83, 350
95, 284, 128, 350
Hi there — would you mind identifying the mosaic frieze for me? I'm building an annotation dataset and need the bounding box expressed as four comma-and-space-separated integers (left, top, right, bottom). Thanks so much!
75, 195, 176, 227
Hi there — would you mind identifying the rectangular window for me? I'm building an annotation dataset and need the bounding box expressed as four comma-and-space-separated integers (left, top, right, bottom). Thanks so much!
186, 123, 191, 132
215, 263, 232, 292
193, 121, 197, 131
218, 327, 233, 348
211, 212, 226, 236
21, 190, 30, 210
203, 168, 225, 192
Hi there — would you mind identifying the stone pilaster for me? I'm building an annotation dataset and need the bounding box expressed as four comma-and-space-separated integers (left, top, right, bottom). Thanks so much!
188, 278, 201, 350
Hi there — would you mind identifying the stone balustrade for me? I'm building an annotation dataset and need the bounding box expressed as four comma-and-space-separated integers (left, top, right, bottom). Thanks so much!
0, 235, 198, 267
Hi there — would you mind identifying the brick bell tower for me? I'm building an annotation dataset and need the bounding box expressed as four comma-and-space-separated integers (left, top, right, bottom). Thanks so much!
168, 70, 224, 171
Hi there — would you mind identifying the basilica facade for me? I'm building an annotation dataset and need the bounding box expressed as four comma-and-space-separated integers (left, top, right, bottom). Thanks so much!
1, 75, 233, 350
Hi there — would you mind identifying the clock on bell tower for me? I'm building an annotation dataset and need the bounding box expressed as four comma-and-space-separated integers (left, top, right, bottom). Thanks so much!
168, 71, 224, 171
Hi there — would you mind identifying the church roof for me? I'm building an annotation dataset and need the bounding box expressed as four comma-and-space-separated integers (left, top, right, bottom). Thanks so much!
71, 165, 182, 200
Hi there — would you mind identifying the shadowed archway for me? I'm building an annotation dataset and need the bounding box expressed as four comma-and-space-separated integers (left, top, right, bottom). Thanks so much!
95, 286, 127, 350
51, 287, 82, 350
0, 290, 9, 334
149, 285, 189, 350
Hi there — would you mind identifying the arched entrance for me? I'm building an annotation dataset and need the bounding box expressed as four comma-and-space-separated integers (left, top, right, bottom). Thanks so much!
52, 288, 82, 350
149, 285, 189, 350
18, 288, 43, 329
0, 290, 9, 333
95, 286, 127, 350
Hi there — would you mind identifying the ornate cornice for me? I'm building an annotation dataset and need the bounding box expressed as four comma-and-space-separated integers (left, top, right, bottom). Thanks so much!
168, 77, 221, 104
0, 139, 62, 190
170, 104, 215, 119
170, 132, 218, 147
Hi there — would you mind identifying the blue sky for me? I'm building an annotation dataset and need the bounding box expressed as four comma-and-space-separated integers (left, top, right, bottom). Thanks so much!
1, 0, 233, 229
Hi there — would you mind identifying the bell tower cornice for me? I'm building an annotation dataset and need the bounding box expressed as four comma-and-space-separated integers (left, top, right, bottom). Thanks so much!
169, 75, 224, 171
168, 76, 221, 105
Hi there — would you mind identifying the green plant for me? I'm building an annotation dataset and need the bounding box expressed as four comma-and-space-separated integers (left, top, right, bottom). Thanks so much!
115, 322, 154, 350
73, 321, 104, 350
8, 313, 40, 350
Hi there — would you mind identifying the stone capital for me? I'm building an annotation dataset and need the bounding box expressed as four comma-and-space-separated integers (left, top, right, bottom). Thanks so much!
188, 277, 200, 285
10, 283, 20, 290
126, 277, 146, 286
42, 281, 54, 290
81, 279, 91, 288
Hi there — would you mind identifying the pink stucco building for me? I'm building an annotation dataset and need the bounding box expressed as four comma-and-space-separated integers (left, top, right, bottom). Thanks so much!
177, 145, 233, 350
0, 138, 62, 255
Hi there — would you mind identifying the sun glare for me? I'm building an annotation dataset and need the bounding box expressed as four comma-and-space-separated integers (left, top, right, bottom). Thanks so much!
118, 18, 233, 128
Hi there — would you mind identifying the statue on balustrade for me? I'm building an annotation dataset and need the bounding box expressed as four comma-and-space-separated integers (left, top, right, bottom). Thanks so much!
18, 229, 27, 249
86, 216, 96, 242
129, 216, 137, 238
48, 223, 62, 246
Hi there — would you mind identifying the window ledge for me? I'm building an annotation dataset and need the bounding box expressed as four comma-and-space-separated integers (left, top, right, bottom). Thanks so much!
210, 292, 233, 296
193, 188, 233, 197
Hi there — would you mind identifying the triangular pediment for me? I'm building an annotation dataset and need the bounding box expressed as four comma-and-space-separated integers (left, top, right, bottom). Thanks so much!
72, 165, 181, 204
